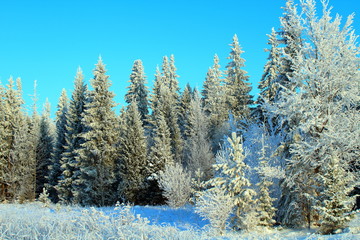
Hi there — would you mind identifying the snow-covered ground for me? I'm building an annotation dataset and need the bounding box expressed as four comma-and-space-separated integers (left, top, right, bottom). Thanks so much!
0, 203, 359, 239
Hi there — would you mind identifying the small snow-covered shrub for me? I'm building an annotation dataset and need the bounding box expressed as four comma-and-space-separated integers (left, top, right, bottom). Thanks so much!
195, 187, 234, 235
158, 162, 192, 208
38, 187, 51, 208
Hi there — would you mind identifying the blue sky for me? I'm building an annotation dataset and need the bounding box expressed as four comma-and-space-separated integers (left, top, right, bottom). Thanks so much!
0, 0, 359, 116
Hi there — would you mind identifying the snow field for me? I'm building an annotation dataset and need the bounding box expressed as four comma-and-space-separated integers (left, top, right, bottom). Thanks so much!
0, 203, 359, 240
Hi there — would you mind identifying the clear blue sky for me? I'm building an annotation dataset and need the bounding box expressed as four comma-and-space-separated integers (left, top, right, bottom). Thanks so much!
1, 0, 359, 116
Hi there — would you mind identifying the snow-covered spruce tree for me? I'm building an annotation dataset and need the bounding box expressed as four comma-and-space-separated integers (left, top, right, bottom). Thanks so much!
151, 55, 183, 164
209, 132, 257, 230
147, 111, 174, 205
183, 93, 214, 181
224, 35, 253, 121
315, 155, 355, 234
158, 162, 192, 208
125, 59, 149, 123
277, 0, 303, 95
258, 28, 282, 106
57, 68, 88, 204
74, 58, 119, 206
47, 89, 68, 203
202, 54, 229, 150
273, 0, 360, 229
0, 77, 23, 201
256, 134, 277, 227
35, 100, 54, 198
0, 77, 36, 202
178, 83, 194, 140
117, 101, 148, 204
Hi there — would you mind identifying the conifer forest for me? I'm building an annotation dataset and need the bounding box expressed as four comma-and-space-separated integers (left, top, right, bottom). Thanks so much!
0, 0, 359, 237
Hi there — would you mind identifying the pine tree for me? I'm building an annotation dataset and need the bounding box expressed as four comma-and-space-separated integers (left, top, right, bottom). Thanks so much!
118, 101, 148, 204
57, 68, 88, 204
224, 35, 253, 120
125, 59, 149, 122
74, 58, 119, 206
35, 100, 54, 198
47, 89, 68, 203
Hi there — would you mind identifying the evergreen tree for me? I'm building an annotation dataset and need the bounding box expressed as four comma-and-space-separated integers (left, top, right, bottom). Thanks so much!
118, 101, 148, 204
57, 68, 88, 204
258, 28, 282, 104
0, 77, 30, 201
149, 56, 183, 164
179, 83, 194, 139
209, 132, 256, 229
202, 54, 229, 150
48, 89, 68, 203
256, 135, 277, 227
74, 58, 119, 206
147, 111, 174, 205
184, 93, 214, 180
125, 59, 149, 122
315, 156, 354, 234
224, 35, 253, 120
35, 100, 54, 197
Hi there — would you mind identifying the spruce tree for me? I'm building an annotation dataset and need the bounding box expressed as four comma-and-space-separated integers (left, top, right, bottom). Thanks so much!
0, 77, 30, 201
125, 59, 149, 122
74, 58, 119, 206
184, 93, 214, 180
35, 100, 54, 198
202, 54, 228, 150
209, 132, 256, 229
118, 101, 148, 204
224, 35, 253, 120
149, 56, 183, 164
147, 111, 174, 205
57, 68, 88, 204
47, 89, 68, 203
258, 28, 282, 104
179, 83, 194, 140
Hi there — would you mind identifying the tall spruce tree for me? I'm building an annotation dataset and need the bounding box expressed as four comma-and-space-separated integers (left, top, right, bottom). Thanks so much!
125, 59, 149, 123
258, 28, 282, 104
147, 110, 174, 205
202, 54, 229, 149
57, 68, 88, 204
183, 93, 214, 180
48, 89, 68, 203
0, 77, 30, 201
74, 58, 119, 206
179, 83, 194, 140
224, 35, 253, 120
150, 56, 183, 164
117, 101, 148, 204
35, 100, 54, 197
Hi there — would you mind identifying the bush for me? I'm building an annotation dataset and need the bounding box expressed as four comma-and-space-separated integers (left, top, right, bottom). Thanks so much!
158, 162, 193, 208
195, 187, 234, 235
